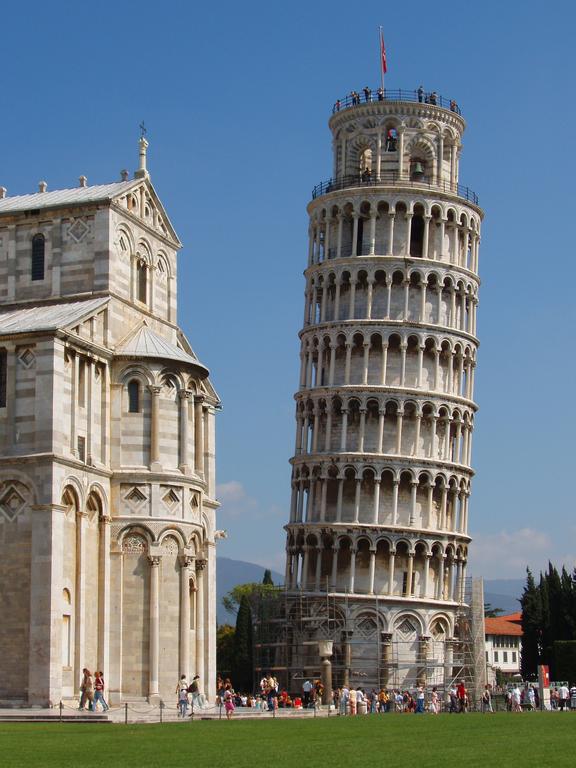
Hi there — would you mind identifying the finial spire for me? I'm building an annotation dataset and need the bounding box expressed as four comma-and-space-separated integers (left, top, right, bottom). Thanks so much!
135, 122, 150, 179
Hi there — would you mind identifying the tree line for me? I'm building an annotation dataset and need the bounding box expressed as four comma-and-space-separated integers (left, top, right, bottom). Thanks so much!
520, 563, 576, 681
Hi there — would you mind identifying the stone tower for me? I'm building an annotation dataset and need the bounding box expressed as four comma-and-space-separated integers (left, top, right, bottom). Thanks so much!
0, 140, 220, 706
283, 88, 482, 689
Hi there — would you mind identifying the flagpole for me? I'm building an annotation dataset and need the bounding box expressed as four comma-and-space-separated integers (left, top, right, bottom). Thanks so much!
379, 26, 384, 92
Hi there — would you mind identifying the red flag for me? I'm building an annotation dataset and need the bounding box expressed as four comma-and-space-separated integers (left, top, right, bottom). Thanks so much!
380, 29, 387, 75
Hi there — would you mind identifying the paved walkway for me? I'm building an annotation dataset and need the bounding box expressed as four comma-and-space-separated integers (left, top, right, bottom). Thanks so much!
0, 703, 331, 724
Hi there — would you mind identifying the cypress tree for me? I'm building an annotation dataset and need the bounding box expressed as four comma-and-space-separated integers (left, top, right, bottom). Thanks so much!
232, 594, 254, 692
520, 568, 541, 679
262, 569, 274, 585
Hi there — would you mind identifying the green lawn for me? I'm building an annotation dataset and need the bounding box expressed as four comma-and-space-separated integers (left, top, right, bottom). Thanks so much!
2, 713, 574, 768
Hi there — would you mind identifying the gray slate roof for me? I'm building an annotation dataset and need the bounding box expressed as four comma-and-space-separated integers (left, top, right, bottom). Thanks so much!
115, 324, 208, 371
0, 181, 137, 214
0, 297, 109, 334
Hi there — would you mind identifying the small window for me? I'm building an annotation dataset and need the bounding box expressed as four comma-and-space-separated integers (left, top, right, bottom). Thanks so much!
77, 436, 86, 463
494, 651, 498, 663
137, 260, 147, 303
128, 380, 140, 413
31, 234, 45, 281
78, 360, 86, 407
512, 652, 517, 663
503, 651, 508, 663
0, 348, 6, 407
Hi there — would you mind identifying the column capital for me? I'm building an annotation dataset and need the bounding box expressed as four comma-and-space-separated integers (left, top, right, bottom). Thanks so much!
179, 554, 195, 568
195, 558, 207, 571
194, 394, 206, 405
148, 385, 162, 396
148, 555, 161, 567
179, 389, 194, 400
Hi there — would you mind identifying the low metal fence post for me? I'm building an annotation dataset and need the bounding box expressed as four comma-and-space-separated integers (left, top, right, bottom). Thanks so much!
59, 700, 63, 723
124, 702, 128, 725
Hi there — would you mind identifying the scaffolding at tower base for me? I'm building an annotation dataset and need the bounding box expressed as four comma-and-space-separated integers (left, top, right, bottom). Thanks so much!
253, 577, 486, 706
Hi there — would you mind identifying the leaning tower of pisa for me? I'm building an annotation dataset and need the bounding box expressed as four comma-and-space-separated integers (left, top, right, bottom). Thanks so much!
283, 88, 483, 690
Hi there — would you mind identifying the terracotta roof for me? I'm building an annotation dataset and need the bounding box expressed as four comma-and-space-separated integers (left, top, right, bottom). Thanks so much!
485, 612, 523, 637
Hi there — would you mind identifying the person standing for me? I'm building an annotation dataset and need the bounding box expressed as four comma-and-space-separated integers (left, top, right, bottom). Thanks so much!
188, 675, 205, 711
416, 686, 425, 713
302, 679, 313, 708
79, 668, 94, 711
176, 675, 189, 718
456, 681, 467, 712
430, 687, 439, 714
224, 689, 235, 720
481, 685, 493, 713
570, 683, 576, 710
93, 672, 109, 712
558, 683, 570, 711
417, 85, 424, 103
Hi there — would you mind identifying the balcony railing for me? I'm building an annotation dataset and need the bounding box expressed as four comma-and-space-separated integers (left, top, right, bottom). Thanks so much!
311, 173, 479, 206
332, 88, 462, 115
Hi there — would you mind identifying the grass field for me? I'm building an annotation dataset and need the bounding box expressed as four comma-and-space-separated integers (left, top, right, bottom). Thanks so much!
2, 713, 573, 768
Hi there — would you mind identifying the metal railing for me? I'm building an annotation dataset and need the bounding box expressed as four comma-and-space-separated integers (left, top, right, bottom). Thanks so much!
332, 88, 461, 115
311, 173, 479, 205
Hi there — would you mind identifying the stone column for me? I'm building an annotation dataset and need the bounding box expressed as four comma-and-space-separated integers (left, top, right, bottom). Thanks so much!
325, 410, 333, 451
409, 482, 418, 526
372, 476, 381, 524
417, 636, 430, 686
336, 478, 344, 522
423, 555, 431, 598
426, 484, 434, 528
392, 479, 399, 525
74, 511, 88, 691
358, 408, 366, 452
380, 343, 388, 385
388, 551, 396, 595
362, 344, 370, 385
340, 409, 348, 451
328, 343, 337, 385
437, 134, 444, 184
148, 555, 161, 701
366, 279, 374, 319
385, 276, 392, 317
319, 477, 328, 522
28, 504, 66, 706
422, 216, 431, 260
149, 385, 162, 471
353, 479, 361, 523
405, 214, 413, 257
395, 410, 404, 455
179, 390, 193, 474
336, 215, 343, 258
368, 549, 376, 595
414, 412, 422, 457
369, 211, 377, 255
377, 409, 385, 453
388, 214, 395, 257
348, 280, 356, 319
301, 546, 310, 590
400, 343, 407, 386
443, 637, 455, 689
351, 213, 359, 257
344, 343, 352, 384
417, 345, 424, 388
381, 632, 393, 688
315, 547, 322, 591
331, 546, 338, 588
97, 516, 111, 685
194, 395, 205, 476
195, 559, 206, 693
348, 548, 357, 593
406, 552, 414, 596
179, 555, 194, 679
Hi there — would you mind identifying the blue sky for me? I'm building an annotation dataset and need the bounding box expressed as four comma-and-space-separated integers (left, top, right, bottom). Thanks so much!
1, 1, 574, 578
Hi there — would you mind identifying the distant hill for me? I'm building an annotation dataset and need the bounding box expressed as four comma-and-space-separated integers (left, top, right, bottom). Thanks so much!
217, 557, 283, 625
216, 559, 525, 624
483, 578, 524, 615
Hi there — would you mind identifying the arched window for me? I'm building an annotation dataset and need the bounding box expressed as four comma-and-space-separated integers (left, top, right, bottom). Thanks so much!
127, 380, 140, 413
137, 260, 147, 304
31, 234, 45, 281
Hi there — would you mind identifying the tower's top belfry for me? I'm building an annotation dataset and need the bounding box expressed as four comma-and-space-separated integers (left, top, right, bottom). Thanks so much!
314, 87, 478, 214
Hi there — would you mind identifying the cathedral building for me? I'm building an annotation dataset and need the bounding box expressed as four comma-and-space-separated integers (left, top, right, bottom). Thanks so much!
0, 139, 220, 706
283, 88, 483, 690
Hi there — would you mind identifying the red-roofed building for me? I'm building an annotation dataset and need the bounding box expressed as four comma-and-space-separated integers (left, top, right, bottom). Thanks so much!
485, 612, 522, 683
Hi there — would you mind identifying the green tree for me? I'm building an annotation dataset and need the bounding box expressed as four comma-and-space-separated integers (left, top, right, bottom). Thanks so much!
216, 624, 235, 679
262, 569, 274, 585
520, 568, 542, 679
484, 603, 504, 618
232, 594, 254, 691
222, 582, 279, 616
